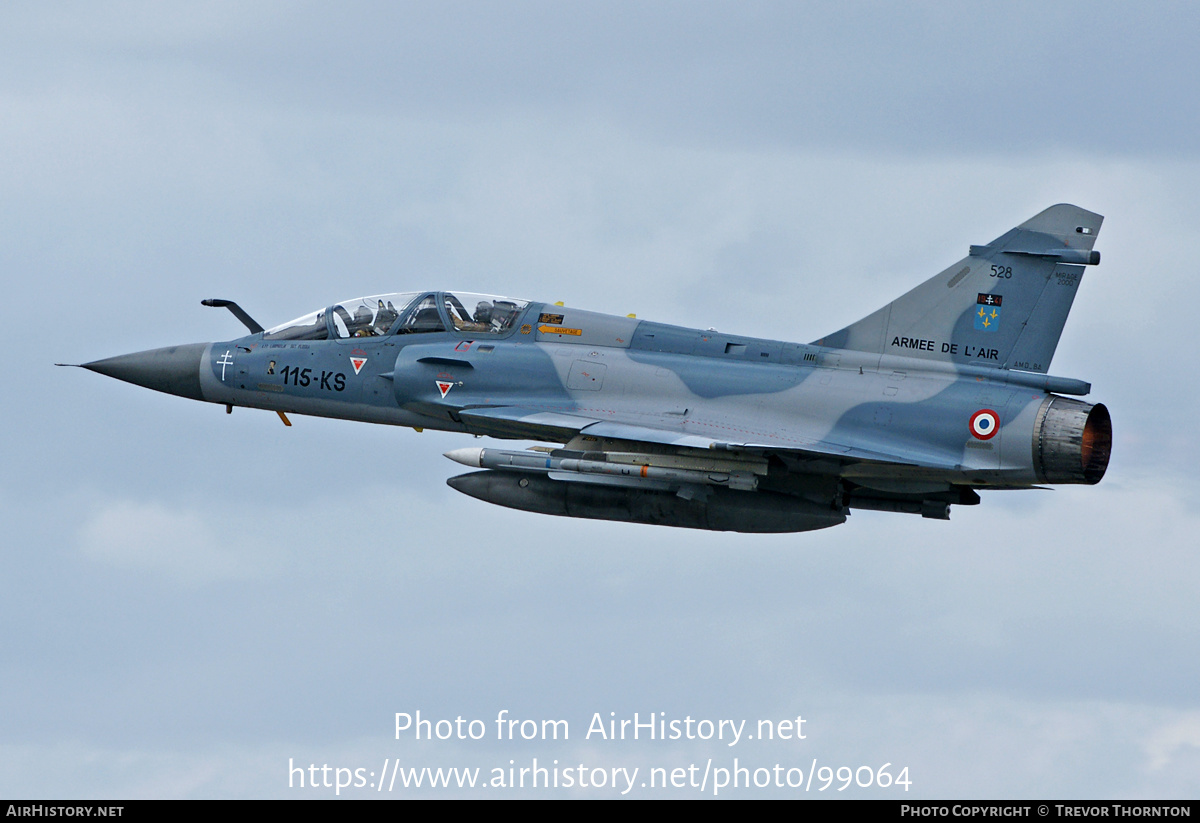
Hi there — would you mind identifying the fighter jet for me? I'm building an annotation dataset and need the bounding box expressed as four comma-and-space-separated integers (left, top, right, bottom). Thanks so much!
68, 204, 1111, 532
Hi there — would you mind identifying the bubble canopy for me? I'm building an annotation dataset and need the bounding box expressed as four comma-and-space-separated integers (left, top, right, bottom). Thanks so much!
262, 292, 530, 340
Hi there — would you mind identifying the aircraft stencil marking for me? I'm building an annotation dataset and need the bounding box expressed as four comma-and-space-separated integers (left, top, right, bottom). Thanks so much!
70, 205, 1113, 533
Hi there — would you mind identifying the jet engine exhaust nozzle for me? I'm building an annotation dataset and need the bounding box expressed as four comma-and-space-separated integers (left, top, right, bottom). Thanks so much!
1033, 397, 1112, 485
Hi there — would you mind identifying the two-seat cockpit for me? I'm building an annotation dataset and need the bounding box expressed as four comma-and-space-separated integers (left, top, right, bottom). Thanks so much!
262, 292, 531, 341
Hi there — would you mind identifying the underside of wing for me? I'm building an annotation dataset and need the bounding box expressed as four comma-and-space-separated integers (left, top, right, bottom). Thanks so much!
457, 406, 602, 441
455, 405, 960, 472
447, 406, 980, 531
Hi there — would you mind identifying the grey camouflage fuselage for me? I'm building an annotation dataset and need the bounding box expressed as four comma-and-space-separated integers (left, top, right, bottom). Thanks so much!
75, 204, 1111, 533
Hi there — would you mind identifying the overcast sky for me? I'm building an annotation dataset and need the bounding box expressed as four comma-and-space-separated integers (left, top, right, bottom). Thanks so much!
3, 1, 1199, 798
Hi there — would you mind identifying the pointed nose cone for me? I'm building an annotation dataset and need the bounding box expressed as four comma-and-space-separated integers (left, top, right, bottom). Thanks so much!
444, 448, 485, 468
83, 343, 208, 401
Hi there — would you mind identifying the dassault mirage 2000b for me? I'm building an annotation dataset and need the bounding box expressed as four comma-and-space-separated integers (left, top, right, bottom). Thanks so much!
69, 204, 1111, 533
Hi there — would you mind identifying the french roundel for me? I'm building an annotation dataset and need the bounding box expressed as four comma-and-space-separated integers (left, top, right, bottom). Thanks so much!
969, 409, 999, 440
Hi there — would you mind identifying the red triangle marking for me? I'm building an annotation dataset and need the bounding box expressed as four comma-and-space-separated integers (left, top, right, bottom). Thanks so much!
350, 357, 367, 375
436, 381, 453, 399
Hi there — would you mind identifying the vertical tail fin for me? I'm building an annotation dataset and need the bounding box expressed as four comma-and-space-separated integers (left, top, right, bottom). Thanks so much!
814, 204, 1103, 373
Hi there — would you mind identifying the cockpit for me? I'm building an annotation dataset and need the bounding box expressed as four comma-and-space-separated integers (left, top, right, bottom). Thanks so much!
262, 292, 531, 341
